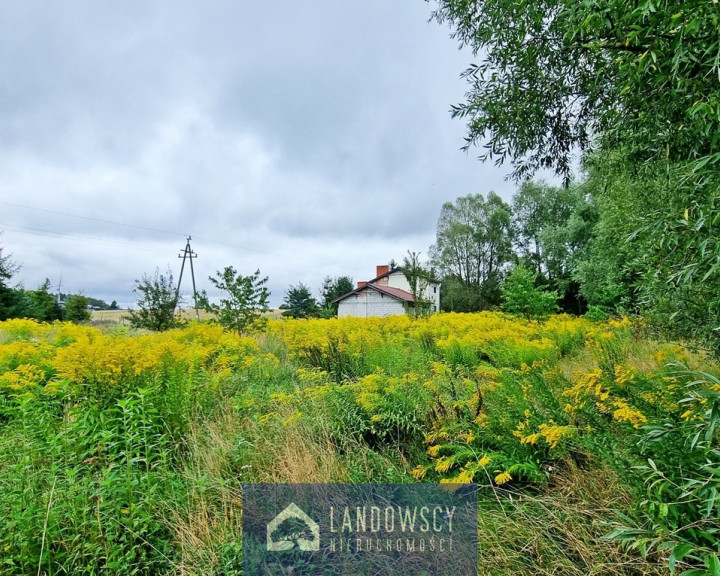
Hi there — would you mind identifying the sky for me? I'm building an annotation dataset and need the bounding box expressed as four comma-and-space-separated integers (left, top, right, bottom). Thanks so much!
0, 0, 524, 308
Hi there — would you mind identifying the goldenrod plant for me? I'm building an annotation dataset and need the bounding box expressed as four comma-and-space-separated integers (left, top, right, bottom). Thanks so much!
0, 313, 717, 574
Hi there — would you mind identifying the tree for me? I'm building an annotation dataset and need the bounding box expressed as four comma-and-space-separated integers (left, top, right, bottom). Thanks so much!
282, 283, 319, 319
28, 279, 63, 322
440, 275, 483, 313
430, 0, 720, 181
431, 0, 720, 350
320, 276, 354, 315
0, 241, 18, 286
512, 180, 597, 313
198, 267, 270, 334
402, 251, 434, 317
430, 192, 513, 311
0, 242, 24, 321
127, 268, 183, 332
65, 294, 91, 323
502, 265, 559, 319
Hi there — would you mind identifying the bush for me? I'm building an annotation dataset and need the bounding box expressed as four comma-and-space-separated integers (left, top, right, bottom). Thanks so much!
64, 294, 91, 323
502, 265, 559, 319
199, 267, 270, 334
127, 268, 183, 332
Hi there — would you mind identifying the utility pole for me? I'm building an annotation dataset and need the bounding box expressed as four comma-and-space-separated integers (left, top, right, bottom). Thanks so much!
56, 274, 63, 307
176, 236, 200, 320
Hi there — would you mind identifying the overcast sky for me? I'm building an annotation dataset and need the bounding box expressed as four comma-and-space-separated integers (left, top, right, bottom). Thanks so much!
0, 0, 523, 308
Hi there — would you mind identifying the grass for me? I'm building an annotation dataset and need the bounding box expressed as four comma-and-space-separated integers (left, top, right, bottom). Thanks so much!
0, 313, 717, 574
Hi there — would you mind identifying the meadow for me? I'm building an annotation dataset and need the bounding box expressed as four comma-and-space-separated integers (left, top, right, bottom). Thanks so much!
1, 313, 718, 575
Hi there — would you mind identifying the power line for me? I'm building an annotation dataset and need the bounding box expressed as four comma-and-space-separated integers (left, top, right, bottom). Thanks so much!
0, 200, 185, 238
0, 221, 320, 276
0, 200, 329, 267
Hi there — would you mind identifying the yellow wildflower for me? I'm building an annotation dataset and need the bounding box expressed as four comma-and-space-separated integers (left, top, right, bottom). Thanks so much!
612, 401, 647, 428
494, 472, 512, 485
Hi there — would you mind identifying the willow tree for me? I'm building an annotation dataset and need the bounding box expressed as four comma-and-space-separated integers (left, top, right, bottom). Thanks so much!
431, 0, 720, 346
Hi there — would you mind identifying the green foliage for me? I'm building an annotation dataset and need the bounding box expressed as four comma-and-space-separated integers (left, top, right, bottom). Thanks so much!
431, 192, 513, 287
607, 367, 720, 575
430, 193, 512, 312
0, 241, 18, 287
0, 321, 253, 574
320, 275, 353, 314
430, 0, 720, 180
27, 279, 63, 322
127, 268, 183, 332
60, 293, 117, 311
401, 250, 434, 317
502, 265, 559, 319
640, 183, 720, 353
584, 305, 611, 322
0, 238, 120, 325
0, 285, 27, 322
431, 0, 720, 353
199, 267, 270, 334
281, 283, 319, 319
0, 312, 703, 575
64, 294, 91, 323
437, 278, 473, 313
512, 180, 597, 312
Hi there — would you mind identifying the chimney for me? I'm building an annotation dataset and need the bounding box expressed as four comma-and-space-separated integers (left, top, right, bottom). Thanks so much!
357, 281, 367, 288
376, 265, 389, 278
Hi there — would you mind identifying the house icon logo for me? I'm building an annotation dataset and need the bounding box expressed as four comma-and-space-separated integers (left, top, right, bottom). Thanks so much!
267, 503, 320, 552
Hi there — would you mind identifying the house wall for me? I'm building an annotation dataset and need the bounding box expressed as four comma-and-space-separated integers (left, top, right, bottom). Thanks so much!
383, 271, 441, 312
337, 289, 407, 318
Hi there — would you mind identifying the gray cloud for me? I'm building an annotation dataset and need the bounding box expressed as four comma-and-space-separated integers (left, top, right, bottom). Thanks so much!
0, 0, 518, 308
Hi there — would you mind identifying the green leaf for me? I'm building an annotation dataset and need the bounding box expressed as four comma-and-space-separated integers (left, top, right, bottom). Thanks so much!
707, 555, 720, 576
670, 543, 694, 574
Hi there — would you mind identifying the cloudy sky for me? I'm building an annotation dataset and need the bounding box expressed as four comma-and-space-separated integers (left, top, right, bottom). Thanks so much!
0, 0, 522, 308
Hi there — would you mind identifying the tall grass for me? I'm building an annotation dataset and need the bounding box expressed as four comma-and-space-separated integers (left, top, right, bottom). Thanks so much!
0, 314, 716, 574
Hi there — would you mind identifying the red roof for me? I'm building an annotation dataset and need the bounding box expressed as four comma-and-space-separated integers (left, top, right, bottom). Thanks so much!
332, 282, 415, 304
369, 284, 415, 302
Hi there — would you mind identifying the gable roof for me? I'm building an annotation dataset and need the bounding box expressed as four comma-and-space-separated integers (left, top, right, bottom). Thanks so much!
332, 282, 415, 304
369, 266, 403, 284
370, 267, 440, 286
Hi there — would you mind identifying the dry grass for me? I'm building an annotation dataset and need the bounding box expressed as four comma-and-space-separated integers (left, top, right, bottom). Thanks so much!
557, 346, 598, 383
166, 408, 243, 576
476, 462, 667, 576
250, 415, 350, 483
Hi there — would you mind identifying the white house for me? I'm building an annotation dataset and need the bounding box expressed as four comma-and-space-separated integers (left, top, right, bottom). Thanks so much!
334, 265, 440, 318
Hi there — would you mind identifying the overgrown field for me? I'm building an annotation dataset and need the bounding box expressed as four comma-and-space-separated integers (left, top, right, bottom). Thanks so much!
1, 314, 718, 575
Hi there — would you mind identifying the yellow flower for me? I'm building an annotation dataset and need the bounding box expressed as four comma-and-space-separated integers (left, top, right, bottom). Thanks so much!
680, 410, 694, 421
451, 469, 475, 483
612, 400, 647, 428
614, 364, 637, 386
494, 472, 512, 485
538, 423, 574, 448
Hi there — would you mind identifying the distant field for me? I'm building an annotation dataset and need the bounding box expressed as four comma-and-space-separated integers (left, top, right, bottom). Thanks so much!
90, 308, 281, 324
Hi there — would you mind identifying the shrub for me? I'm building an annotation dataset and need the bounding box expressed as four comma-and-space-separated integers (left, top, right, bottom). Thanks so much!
502, 264, 559, 319
64, 294, 91, 323
199, 267, 270, 334
127, 268, 184, 332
